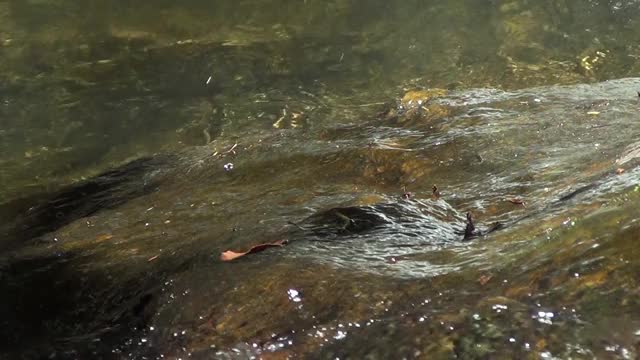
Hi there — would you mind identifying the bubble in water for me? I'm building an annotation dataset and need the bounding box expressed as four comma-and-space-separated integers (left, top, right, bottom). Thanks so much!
536, 311, 555, 324
334, 330, 347, 340
287, 289, 302, 302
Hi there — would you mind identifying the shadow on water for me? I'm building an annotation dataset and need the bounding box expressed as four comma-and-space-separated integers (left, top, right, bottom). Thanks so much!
0, 156, 172, 252
0, 156, 177, 357
0, 251, 158, 358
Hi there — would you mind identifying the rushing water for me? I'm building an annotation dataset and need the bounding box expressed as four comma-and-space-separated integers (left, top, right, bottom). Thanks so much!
2, 1, 640, 359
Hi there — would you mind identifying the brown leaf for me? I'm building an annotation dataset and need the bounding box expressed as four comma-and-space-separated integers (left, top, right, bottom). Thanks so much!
220, 239, 287, 262
507, 198, 526, 207
616, 167, 625, 175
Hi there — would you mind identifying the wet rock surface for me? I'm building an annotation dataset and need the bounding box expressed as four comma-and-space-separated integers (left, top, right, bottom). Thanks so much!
2, 78, 640, 358
3, 1, 640, 358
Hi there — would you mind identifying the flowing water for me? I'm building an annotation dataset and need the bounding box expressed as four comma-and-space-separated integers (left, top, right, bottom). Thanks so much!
2, 1, 640, 359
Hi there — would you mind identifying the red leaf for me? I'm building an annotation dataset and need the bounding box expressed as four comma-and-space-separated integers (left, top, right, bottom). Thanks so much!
507, 198, 526, 207
220, 239, 287, 262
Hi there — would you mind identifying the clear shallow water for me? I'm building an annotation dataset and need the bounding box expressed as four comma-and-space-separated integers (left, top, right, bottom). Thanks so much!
2, 1, 640, 358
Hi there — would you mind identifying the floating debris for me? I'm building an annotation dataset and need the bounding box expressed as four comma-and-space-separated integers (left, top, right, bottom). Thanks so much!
478, 274, 493, 285
507, 198, 526, 207
432, 185, 440, 200
402, 186, 412, 199
273, 109, 287, 128
220, 239, 288, 262
95, 234, 113, 242
464, 212, 476, 240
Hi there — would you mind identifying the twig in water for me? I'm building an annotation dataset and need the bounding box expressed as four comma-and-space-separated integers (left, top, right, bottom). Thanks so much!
334, 211, 354, 231
287, 221, 307, 231
203, 128, 211, 144
464, 212, 476, 240
225, 142, 238, 154
432, 185, 440, 200
273, 109, 287, 128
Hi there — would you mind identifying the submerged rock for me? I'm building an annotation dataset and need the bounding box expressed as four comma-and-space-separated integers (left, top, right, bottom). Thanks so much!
2, 78, 640, 358
381, 88, 451, 128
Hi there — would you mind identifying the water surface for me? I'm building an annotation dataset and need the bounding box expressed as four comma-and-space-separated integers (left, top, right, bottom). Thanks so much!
1, 1, 640, 358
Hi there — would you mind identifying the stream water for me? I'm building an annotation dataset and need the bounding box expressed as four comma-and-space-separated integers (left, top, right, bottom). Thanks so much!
2, 1, 640, 359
